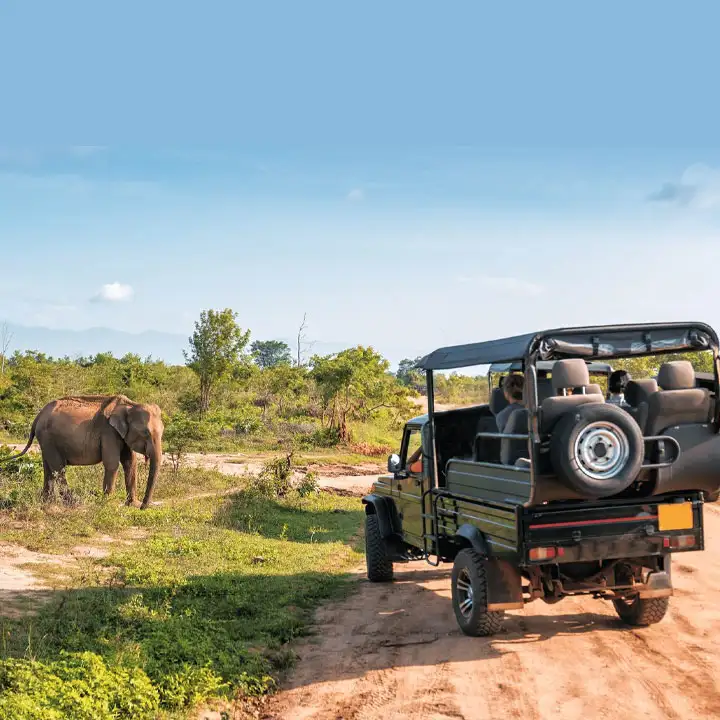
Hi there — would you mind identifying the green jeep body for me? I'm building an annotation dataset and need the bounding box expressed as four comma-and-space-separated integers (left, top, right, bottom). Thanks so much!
362, 322, 720, 635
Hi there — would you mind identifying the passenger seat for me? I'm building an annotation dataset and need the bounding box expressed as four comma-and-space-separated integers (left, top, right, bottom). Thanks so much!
541, 359, 604, 433
645, 361, 711, 436
489, 386, 508, 417
625, 378, 658, 434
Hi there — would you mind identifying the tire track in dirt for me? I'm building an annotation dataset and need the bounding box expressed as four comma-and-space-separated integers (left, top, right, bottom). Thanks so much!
263, 508, 720, 720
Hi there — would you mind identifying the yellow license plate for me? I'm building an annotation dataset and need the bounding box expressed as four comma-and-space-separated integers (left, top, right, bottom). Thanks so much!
658, 502, 694, 531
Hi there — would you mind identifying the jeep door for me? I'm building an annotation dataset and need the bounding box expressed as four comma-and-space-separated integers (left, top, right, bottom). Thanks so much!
396, 426, 425, 544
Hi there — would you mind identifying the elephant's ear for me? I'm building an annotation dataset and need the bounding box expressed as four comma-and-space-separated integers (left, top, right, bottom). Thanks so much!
109, 404, 130, 439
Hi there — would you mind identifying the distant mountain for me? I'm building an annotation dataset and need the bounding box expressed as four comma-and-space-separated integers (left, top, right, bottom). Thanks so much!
4, 323, 189, 364
1, 323, 358, 366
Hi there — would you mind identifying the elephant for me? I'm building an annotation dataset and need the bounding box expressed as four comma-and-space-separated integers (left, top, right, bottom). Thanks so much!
4, 395, 164, 509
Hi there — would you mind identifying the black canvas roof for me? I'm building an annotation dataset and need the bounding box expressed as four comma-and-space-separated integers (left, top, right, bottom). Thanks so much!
417, 322, 717, 372
488, 360, 613, 374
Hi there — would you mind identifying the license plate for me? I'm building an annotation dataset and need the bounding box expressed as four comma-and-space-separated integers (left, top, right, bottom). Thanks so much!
658, 502, 694, 531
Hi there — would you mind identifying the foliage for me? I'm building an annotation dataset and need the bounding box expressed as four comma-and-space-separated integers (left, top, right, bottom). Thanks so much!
296, 471, 319, 497
163, 411, 213, 473
250, 453, 295, 498
396, 357, 425, 393
251, 340, 293, 369
0, 468, 363, 716
434, 372, 489, 406
0, 444, 45, 509
185, 309, 251, 413
616, 350, 714, 379
311, 346, 411, 440
0, 652, 159, 720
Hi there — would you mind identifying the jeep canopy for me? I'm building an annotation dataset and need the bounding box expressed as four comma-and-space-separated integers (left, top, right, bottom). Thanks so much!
488, 360, 613, 375
417, 323, 718, 372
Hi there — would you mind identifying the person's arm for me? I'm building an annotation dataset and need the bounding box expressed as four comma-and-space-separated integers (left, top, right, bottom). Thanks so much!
407, 446, 423, 473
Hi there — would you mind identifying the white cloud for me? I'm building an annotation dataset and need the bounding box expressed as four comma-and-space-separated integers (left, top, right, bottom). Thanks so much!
346, 188, 364, 202
91, 282, 134, 303
457, 275, 544, 296
648, 163, 720, 209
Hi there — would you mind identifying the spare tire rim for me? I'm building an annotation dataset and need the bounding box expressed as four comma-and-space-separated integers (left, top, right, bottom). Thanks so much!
456, 568, 474, 618
574, 421, 630, 480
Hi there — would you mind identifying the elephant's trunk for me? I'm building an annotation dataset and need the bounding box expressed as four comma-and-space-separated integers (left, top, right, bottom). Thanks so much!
141, 440, 162, 509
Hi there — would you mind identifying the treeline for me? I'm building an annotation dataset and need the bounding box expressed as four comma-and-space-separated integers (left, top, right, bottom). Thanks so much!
0, 311, 485, 455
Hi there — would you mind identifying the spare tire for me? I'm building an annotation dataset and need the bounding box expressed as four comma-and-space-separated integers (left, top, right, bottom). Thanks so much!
550, 403, 644, 499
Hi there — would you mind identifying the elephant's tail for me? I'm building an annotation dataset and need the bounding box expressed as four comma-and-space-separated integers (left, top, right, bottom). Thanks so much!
0, 415, 38, 463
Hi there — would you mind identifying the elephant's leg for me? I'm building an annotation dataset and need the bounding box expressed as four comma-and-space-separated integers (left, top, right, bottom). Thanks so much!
101, 440, 121, 496
121, 444, 138, 506
41, 458, 55, 502
57, 468, 77, 506
40, 446, 65, 503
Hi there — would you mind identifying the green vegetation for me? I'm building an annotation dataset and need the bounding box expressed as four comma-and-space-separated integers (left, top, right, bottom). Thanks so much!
0, 462, 363, 719
0, 310, 419, 455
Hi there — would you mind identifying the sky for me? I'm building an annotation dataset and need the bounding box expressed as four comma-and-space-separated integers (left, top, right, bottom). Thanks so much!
1, 2, 720, 367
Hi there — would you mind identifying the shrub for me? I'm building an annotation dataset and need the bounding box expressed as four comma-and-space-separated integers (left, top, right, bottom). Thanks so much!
0, 444, 44, 509
250, 453, 295, 498
163, 412, 213, 473
296, 471, 319, 497
0, 652, 159, 720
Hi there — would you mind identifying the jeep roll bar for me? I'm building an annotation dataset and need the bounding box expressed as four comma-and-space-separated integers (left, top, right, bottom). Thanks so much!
417, 322, 720, 491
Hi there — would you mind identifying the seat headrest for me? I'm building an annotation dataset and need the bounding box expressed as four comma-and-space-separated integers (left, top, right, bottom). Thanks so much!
489, 387, 508, 415
625, 378, 658, 406
551, 359, 590, 391
657, 361, 696, 390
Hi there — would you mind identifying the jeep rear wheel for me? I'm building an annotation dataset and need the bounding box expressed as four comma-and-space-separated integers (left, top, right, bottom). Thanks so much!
551, 403, 644, 499
451, 549, 504, 637
365, 513, 394, 582
613, 596, 669, 626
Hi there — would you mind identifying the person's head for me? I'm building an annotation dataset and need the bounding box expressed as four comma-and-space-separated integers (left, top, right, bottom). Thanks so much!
503, 373, 524, 404
609, 369, 631, 395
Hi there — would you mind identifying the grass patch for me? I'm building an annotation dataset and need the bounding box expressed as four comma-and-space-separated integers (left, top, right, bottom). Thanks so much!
0, 465, 364, 719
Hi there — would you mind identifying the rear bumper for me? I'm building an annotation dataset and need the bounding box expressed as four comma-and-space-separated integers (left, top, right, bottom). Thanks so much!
521, 492, 704, 566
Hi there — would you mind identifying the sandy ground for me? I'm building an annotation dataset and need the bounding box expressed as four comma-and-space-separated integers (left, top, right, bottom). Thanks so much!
260, 504, 720, 720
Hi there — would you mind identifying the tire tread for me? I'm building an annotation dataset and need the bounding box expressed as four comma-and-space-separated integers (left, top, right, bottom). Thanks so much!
365, 513, 394, 582
452, 549, 504, 637
613, 596, 669, 626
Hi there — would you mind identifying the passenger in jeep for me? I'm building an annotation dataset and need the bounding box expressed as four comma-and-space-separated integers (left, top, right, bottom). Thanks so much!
607, 369, 631, 407
495, 374, 525, 433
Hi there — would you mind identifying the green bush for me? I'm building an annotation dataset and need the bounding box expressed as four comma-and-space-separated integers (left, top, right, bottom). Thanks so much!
0, 652, 159, 720
0, 444, 44, 509
250, 453, 294, 498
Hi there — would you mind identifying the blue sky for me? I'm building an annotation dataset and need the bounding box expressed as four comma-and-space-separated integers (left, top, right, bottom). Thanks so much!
1, 2, 720, 366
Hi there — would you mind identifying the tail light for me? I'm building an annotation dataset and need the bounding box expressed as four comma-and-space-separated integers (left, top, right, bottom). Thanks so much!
663, 534, 696, 549
529, 546, 565, 561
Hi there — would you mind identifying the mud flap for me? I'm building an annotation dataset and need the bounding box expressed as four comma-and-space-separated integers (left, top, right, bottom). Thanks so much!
637, 564, 673, 599
484, 558, 524, 611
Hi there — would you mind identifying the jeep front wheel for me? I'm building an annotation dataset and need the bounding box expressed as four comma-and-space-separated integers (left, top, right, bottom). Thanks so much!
365, 513, 394, 582
451, 549, 504, 636
613, 595, 669, 626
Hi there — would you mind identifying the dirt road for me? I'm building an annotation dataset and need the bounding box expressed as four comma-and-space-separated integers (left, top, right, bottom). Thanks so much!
264, 504, 720, 720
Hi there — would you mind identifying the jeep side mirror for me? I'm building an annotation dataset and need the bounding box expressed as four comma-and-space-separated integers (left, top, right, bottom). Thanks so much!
387, 453, 401, 474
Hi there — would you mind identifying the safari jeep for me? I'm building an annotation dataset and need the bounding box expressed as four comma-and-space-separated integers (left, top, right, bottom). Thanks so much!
362, 323, 720, 636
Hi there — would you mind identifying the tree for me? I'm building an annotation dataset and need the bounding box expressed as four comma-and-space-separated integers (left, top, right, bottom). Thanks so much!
0, 322, 12, 376
311, 346, 410, 440
251, 339, 292, 369
295, 313, 316, 367
184, 309, 251, 414
396, 357, 425, 393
